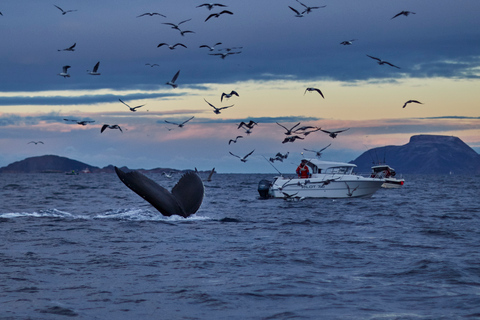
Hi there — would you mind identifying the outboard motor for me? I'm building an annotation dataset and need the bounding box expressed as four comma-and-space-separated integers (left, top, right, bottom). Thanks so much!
258, 179, 272, 199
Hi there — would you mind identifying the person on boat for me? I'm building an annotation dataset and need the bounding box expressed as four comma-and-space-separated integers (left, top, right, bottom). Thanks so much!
296, 160, 310, 178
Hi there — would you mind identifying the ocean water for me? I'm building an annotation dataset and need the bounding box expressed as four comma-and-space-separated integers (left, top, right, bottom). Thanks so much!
1, 172, 480, 319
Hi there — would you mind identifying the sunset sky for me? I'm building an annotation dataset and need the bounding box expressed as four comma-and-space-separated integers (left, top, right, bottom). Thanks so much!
1, 0, 479, 173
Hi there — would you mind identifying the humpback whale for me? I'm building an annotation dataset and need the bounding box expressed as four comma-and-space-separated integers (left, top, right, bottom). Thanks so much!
115, 167, 204, 218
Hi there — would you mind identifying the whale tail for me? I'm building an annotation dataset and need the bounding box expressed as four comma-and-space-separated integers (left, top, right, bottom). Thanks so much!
115, 167, 204, 218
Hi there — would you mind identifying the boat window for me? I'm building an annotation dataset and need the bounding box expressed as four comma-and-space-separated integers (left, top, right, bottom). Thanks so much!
324, 166, 353, 174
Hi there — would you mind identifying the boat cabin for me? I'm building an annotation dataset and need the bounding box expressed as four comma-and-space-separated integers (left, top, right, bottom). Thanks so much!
302, 159, 356, 175
371, 164, 396, 178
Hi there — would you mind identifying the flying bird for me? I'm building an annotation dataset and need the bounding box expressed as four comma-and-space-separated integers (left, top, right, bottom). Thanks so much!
282, 136, 304, 143
58, 65, 71, 78
164, 116, 194, 128
101, 124, 123, 133
145, 63, 159, 67
204, 99, 234, 114
205, 10, 234, 22
162, 19, 191, 30
199, 42, 223, 51
321, 128, 350, 138
137, 12, 166, 18
295, 0, 326, 14
54, 5, 77, 15
288, 6, 304, 17
270, 152, 289, 162
340, 39, 357, 45
166, 70, 180, 88
179, 30, 195, 36
209, 51, 241, 59
63, 119, 95, 126
228, 136, 243, 145
221, 90, 239, 102
304, 87, 324, 98
402, 100, 423, 108
28, 141, 44, 145
197, 3, 227, 10
391, 11, 416, 19
58, 43, 76, 52
366, 55, 400, 69
87, 61, 101, 75
119, 99, 145, 112
303, 144, 331, 157
157, 43, 187, 50
276, 122, 301, 135
238, 120, 258, 129
229, 150, 255, 162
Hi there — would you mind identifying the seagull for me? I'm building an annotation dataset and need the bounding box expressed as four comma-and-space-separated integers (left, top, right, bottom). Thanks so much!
58, 65, 71, 78
164, 116, 194, 128
229, 150, 255, 162
219, 46, 243, 52
304, 87, 324, 98
58, 43, 76, 52
296, 127, 321, 136
238, 120, 258, 129
282, 192, 305, 202
209, 51, 241, 59
28, 141, 44, 145
303, 144, 331, 157
157, 43, 187, 50
345, 182, 359, 197
166, 70, 180, 88
288, 6, 304, 17
54, 5, 77, 15
199, 42, 223, 51
276, 122, 301, 135
340, 39, 357, 45
137, 12, 166, 18
228, 136, 243, 145
221, 90, 239, 102
119, 99, 145, 112
391, 11, 416, 19
205, 10, 234, 22
63, 119, 95, 126
270, 152, 289, 162
101, 124, 123, 133
282, 135, 304, 143
402, 100, 423, 108
179, 30, 195, 36
162, 19, 191, 30
145, 63, 159, 67
197, 3, 227, 10
321, 128, 350, 138
162, 171, 175, 179
204, 99, 234, 114
366, 55, 400, 69
295, 0, 326, 14
87, 61, 101, 75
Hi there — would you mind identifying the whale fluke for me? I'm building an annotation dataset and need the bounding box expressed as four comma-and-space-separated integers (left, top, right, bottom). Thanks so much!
115, 167, 204, 218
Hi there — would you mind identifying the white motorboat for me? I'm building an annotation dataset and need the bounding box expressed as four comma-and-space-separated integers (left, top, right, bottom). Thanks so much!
370, 164, 405, 188
258, 159, 385, 199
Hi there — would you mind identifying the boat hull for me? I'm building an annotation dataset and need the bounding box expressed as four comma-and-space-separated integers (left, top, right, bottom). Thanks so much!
381, 178, 405, 189
269, 176, 384, 199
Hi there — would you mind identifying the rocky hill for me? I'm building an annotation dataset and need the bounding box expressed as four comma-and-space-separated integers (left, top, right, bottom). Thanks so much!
352, 134, 480, 174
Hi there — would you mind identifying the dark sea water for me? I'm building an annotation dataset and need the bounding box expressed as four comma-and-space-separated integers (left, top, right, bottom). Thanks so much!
1, 172, 480, 319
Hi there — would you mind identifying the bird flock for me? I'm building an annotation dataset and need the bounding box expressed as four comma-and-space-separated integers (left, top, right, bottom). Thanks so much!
16, 2, 426, 171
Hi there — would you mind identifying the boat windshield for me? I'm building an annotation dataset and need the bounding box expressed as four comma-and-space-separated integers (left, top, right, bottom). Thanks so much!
323, 166, 353, 175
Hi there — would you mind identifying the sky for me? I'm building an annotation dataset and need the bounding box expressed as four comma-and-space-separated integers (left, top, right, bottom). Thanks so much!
0, 0, 479, 173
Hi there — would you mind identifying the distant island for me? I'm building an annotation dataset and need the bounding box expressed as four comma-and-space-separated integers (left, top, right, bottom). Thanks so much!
0, 154, 182, 174
1, 135, 478, 174
351, 134, 480, 174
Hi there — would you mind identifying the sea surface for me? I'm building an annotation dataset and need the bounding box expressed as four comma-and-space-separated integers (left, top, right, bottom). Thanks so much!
1, 172, 479, 319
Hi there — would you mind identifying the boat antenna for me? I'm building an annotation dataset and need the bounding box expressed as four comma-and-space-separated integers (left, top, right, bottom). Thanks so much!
262, 155, 282, 176
364, 144, 376, 165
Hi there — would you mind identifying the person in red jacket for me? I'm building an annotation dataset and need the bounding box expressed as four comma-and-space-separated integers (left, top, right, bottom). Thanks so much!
296, 161, 310, 178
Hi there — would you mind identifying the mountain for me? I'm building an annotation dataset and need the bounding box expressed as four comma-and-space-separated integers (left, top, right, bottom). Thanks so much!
0, 155, 100, 173
351, 134, 480, 174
